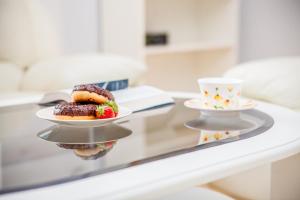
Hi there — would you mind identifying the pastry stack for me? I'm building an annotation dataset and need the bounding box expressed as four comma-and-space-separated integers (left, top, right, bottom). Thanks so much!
53, 84, 118, 120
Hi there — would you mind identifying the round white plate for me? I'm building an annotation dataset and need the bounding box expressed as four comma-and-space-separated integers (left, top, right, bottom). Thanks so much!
184, 98, 256, 113
36, 105, 132, 127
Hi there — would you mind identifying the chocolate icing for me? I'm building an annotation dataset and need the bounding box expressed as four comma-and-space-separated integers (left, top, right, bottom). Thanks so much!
57, 142, 115, 160
73, 84, 114, 100
53, 103, 96, 116
57, 143, 98, 149
57, 142, 116, 150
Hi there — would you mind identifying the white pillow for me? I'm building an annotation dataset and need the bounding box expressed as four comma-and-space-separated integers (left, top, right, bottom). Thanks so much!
21, 53, 146, 91
0, 0, 61, 68
224, 57, 300, 110
0, 62, 23, 91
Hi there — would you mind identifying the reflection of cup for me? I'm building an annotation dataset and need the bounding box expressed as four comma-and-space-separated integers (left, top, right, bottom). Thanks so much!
197, 78, 243, 110
198, 130, 240, 144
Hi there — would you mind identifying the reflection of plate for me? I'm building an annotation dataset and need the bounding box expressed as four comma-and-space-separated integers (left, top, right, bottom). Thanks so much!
185, 115, 256, 131
36, 105, 132, 127
38, 124, 132, 160
184, 98, 256, 114
37, 124, 132, 144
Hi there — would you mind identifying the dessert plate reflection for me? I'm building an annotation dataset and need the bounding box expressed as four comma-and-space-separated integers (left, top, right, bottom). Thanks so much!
37, 124, 132, 160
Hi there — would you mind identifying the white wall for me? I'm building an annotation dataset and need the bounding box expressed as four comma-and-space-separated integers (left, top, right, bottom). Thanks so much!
239, 0, 300, 62
40, 0, 100, 55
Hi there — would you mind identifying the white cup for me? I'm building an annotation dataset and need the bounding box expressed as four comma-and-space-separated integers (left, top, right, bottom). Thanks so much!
197, 78, 243, 110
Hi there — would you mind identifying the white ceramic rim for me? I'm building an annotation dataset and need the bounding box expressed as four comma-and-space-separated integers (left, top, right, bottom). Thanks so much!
184, 98, 256, 112
36, 105, 132, 123
197, 77, 243, 85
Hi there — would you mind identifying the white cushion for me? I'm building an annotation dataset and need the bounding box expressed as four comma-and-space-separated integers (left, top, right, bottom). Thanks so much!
224, 57, 300, 110
0, 62, 23, 91
0, 0, 61, 68
21, 54, 146, 91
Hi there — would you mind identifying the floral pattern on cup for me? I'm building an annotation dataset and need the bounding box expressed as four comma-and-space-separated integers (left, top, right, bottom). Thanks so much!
198, 130, 240, 144
198, 78, 243, 110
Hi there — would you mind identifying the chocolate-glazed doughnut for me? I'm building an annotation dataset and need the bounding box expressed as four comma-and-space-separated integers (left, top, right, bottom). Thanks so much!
71, 84, 114, 104
57, 143, 98, 149
57, 141, 116, 160
53, 103, 97, 120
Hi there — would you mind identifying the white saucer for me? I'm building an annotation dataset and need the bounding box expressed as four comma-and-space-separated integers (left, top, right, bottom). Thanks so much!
36, 105, 132, 127
184, 98, 256, 113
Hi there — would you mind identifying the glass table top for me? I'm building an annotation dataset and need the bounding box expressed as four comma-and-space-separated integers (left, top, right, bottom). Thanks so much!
0, 99, 273, 194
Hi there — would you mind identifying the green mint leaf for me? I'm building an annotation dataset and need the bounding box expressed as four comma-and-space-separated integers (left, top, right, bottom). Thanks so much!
105, 101, 119, 113
96, 105, 104, 115
97, 143, 105, 149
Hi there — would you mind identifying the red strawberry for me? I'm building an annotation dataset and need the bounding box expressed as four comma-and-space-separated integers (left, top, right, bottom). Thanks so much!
96, 105, 115, 119
104, 101, 119, 116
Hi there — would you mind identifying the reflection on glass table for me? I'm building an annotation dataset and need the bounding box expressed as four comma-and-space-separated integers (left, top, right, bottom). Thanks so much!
184, 107, 272, 145
38, 124, 132, 160
0, 99, 273, 194
57, 142, 116, 160
198, 130, 240, 144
